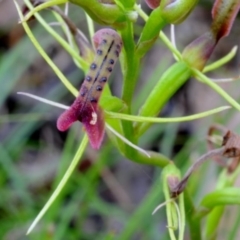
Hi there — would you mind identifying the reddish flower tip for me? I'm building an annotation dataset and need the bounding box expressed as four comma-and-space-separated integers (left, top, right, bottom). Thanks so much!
145, 0, 161, 9
182, 31, 217, 71
81, 107, 105, 149
57, 101, 105, 149
92, 28, 122, 50
211, 0, 240, 41
57, 108, 77, 132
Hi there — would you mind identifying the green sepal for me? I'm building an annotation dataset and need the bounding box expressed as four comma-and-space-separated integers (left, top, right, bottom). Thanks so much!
160, 0, 199, 24
136, 62, 191, 136
136, 7, 166, 58
69, 0, 128, 28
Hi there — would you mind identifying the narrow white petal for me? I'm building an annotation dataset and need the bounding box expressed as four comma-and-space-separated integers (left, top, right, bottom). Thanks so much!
211, 77, 240, 82
64, 2, 69, 16
17, 92, 70, 109
106, 124, 150, 158
49, 22, 64, 27
170, 24, 176, 49
152, 199, 173, 215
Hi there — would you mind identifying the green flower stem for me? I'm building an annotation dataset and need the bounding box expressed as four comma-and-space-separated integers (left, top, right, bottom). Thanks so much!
118, 22, 140, 158
120, 23, 140, 107
184, 190, 202, 240
24, 0, 89, 72
203, 46, 238, 73
205, 207, 224, 239
121, 119, 138, 158
193, 69, 240, 111
16, 0, 78, 97
136, 62, 191, 136
26, 134, 88, 234
106, 106, 230, 123
179, 191, 185, 240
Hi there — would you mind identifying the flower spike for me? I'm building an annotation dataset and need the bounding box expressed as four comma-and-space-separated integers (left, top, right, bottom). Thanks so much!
57, 28, 123, 149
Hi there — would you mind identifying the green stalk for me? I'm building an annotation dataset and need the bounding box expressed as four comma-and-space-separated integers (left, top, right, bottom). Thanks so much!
106, 106, 230, 123
203, 46, 238, 73
184, 190, 202, 240
26, 134, 88, 234
120, 22, 140, 107
205, 207, 224, 239
118, 22, 140, 158
193, 69, 240, 111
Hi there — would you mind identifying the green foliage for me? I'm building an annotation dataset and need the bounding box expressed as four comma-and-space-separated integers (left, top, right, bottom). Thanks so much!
1, 0, 240, 239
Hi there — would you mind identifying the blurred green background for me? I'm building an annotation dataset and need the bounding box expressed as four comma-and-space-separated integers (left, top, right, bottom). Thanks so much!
0, 0, 240, 239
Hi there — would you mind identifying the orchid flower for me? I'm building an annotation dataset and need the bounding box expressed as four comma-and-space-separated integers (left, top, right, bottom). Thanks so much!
13, 0, 240, 236
57, 28, 122, 149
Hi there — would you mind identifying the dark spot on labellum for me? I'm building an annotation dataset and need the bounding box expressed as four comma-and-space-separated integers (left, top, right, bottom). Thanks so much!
80, 92, 85, 97
107, 67, 112, 72
80, 86, 88, 96
109, 59, 114, 64
96, 85, 102, 91
97, 49, 103, 55
115, 50, 119, 57
100, 77, 107, 82
116, 44, 121, 49
102, 39, 107, 44
90, 97, 97, 103
86, 76, 92, 82
90, 63, 97, 70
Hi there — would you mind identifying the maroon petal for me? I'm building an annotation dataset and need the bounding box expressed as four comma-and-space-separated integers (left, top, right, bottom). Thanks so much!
212, 0, 240, 40
57, 107, 78, 131
182, 31, 217, 71
92, 28, 122, 49
57, 28, 122, 149
81, 106, 105, 149
57, 99, 105, 149
145, 0, 161, 9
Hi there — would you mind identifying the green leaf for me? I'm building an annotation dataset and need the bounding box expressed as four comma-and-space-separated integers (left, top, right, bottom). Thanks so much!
200, 187, 240, 209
